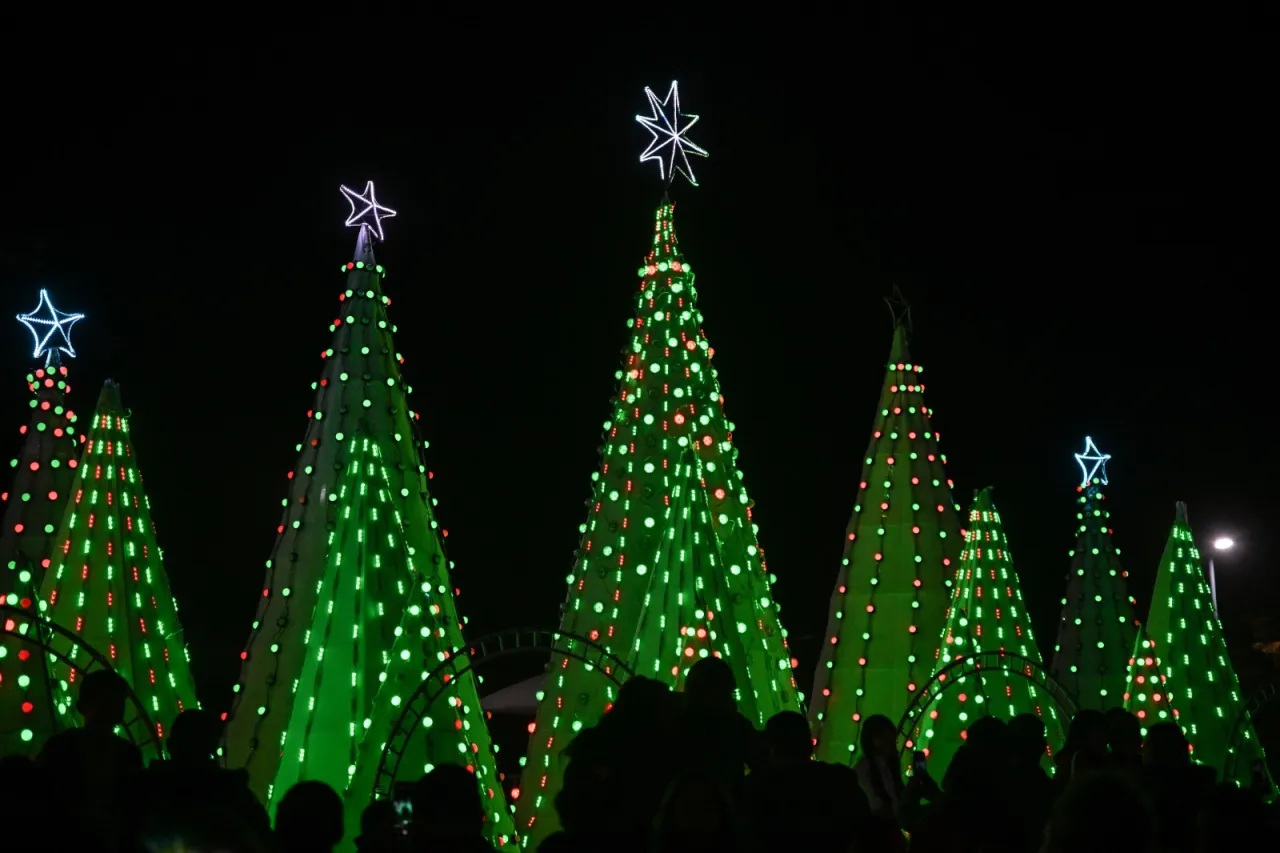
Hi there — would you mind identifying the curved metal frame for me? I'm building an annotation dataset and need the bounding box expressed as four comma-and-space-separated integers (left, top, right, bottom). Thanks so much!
371, 627, 634, 799
1223, 682, 1278, 782
0, 604, 160, 753
893, 650, 1079, 763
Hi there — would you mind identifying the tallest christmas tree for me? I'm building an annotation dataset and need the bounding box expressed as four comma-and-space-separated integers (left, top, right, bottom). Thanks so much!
514, 83, 801, 847
223, 184, 512, 843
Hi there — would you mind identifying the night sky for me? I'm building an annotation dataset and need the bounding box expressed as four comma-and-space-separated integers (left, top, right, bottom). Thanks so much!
3, 15, 1277, 710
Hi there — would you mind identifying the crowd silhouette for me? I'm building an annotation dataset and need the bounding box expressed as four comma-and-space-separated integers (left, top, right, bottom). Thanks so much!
1, 659, 1275, 852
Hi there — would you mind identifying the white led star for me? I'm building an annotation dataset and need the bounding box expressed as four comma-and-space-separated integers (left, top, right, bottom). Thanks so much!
17, 289, 83, 366
636, 81, 709, 187
1074, 436, 1111, 488
340, 181, 397, 242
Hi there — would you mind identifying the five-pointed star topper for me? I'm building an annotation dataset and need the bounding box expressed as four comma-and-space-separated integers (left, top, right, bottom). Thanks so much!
341, 181, 397, 241
636, 81, 709, 187
1075, 436, 1111, 487
17, 289, 83, 366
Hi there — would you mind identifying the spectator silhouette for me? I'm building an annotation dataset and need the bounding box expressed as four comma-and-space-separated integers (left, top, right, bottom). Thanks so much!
1043, 770, 1155, 853
410, 763, 497, 852
37, 669, 143, 852
1006, 712, 1055, 852
1053, 708, 1108, 789
651, 771, 743, 853
276, 780, 344, 853
913, 716, 1011, 853
1197, 782, 1271, 853
1141, 721, 1215, 853
355, 800, 399, 853
852, 714, 917, 852
744, 710, 870, 851
553, 675, 676, 850
1106, 706, 1143, 773
139, 708, 271, 848
676, 656, 759, 787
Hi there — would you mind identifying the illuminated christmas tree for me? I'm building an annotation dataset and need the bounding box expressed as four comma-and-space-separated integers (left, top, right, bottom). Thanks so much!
222, 184, 512, 843
1122, 629, 1176, 735
1048, 437, 1140, 711
0, 290, 85, 755
910, 487, 1065, 775
808, 303, 963, 765
38, 379, 199, 757
1144, 502, 1267, 784
515, 84, 799, 847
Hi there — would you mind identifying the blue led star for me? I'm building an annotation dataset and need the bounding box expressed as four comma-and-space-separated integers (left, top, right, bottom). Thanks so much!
17, 289, 83, 366
1074, 436, 1111, 487
340, 181, 397, 242
636, 81, 709, 187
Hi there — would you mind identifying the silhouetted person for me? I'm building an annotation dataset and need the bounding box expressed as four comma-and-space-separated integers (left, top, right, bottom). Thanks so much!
554, 675, 675, 849
410, 763, 497, 852
37, 669, 143, 851
1105, 706, 1143, 773
1054, 708, 1108, 788
651, 771, 743, 853
1196, 782, 1271, 853
914, 716, 1013, 853
853, 714, 915, 851
676, 656, 759, 786
140, 708, 271, 847
1007, 713, 1055, 852
1042, 770, 1155, 853
355, 800, 399, 853
745, 711, 870, 851
276, 780, 344, 853
1141, 721, 1215, 853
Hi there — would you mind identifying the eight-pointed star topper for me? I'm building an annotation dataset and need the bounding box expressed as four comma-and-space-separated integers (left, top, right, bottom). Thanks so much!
636, 80, 709, 187
341, 181, 397, 242
17, 288, 83, 366
1074, 435, 1111, 488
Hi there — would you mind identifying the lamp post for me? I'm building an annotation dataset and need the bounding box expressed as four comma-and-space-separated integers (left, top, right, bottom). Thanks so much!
1208, 536, 1234, 618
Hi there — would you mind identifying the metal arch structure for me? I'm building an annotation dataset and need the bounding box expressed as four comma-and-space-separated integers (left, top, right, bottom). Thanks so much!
0, 604, 160, 754
371, 627, 635, 800
891, 650, 1080, 764
1223, 682, 1278, 783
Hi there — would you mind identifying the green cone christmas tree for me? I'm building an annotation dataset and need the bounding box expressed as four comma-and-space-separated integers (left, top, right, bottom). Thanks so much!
0, 290, 85, 754
222, 186, 512, 844
38, 379, 198, 758
513, 198, 801, 846
808, 310, 964, 765
1048, 437, 1140, 711
1144, 503, 1267, 784
909, 487, 1065, 775
1122, 629, 1177, 735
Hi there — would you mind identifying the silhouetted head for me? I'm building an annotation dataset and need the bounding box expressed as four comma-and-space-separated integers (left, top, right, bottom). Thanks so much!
684, 656, 737, 716
411, 764, 485, 842
76, 670, 129, 730
611, 675, 672, 720
1064, 709, 1108, 757
1143, 721, 1190, 768
167, 708, 221, 764
1007, 713, 1048, 765
860, 714, 897, 760
763, 711, 812, 767
1105, 707, 1142, 756
276, 781, 344, 853
964, 715, 1009, 754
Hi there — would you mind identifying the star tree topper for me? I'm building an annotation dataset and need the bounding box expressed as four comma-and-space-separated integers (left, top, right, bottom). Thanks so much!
636, 80, 709, 187
17, 288, 83, 366
1075, 435, 1111, 487
341, 181, 397, 242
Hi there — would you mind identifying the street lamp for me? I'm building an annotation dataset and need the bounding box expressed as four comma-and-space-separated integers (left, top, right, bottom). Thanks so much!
1208, 537, 1234, 617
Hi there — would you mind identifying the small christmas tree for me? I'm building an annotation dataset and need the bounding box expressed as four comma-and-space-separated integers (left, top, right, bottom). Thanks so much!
911, 487, 1065, 775
1048, 437, 1140, 711
0, 290, 85, 754
514, 195, 801, 845
1145, 503, 1267, 784
37, 379, 199, 757
809, 302, 964, 765
222, 185, 512, 843
1122, 630, 1176, 735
